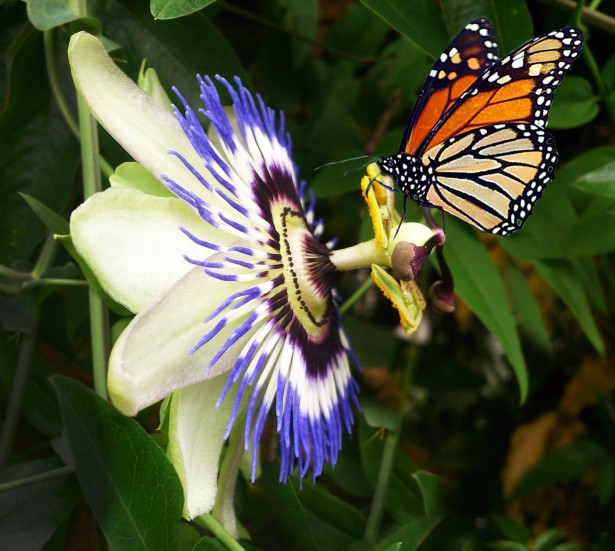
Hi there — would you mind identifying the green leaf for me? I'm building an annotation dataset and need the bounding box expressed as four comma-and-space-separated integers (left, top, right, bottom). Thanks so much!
490, 513, 530, 544
150, 0, 218, 20
102, 0, 248, 110
444, 221, 528, 401
359, 0, 449, 58
486, 542, 528, 551
361, 397, 397, 430
21, 193, 131, 316
0, 343, 62, 437
26, 0, 79, 30
534, 528, 564, 551
378, 514, 444, 550
574, 159, 615, 198
509, 440, 608, 500
0, 457, 81, 551
358, 421, 424, 522
505, 264, 550, 353
548, 76, 599, 130
413, 470, 445, 520
0, 22, 78, 266
52, 376, 183, 551
326, 2, 390, 56
292, 480, 367, 538
252, 463, 318, 551
535, 259, 604, 355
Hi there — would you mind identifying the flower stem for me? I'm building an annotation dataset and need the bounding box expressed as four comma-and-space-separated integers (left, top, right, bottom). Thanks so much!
330, 239, 389, 272
0, 465, 75, 491
77, 89, 110, 399
0, 327, 38, 468
0, 235, 57, 467
196, 514, 246, 551
363, 345, 418, 543
340, 276, 374, 314
44, 29, 113, 180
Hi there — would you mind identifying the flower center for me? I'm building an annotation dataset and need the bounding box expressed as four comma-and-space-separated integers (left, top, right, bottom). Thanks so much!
272, 203, 334, 337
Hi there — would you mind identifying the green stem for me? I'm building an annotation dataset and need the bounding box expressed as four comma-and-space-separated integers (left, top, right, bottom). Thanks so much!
22, 278, 88, 288
44, 29, 113, 180
77, 90, 110, 399
340, 276, 374, 314
0, 236, 58, 467
583, 43, 615, 125
363, 346, 418, 543
0, 465, 75, 492
0, 265, 32, 281
196, 514, 246, 551
0, 328, 38, 467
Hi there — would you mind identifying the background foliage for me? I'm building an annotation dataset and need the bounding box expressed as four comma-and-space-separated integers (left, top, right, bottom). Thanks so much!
1, 0, 615, 549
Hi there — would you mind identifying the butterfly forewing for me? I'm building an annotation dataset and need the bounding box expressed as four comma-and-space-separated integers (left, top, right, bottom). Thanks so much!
419, 27, 583, 155
402, 18, 498, 155
422, 123, 558, 234
381, 20, 583, 235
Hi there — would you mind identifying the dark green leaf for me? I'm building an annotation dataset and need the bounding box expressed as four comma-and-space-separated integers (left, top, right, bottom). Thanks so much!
548, 76, 599, 130
150, 0, 218, 20
26, 0, 79, 30
52, 376, 183, 551
574, 159, 615, 198
413, 470, 444, 520
378, 514, 444, 550
359, 0, 449, 58
20, 193, 131, 316
0, 458, 81, 551
505, 264, 550, 353
361, 398, 397, 430
444, 221, 528, 401
509, 440, 608, 500
251, 463, 318, 551
535, 259, 604, 354
490, 513, 530, 543
0, 23, 78, 266
323, 449, 373, 498
102, 0, 248, 110
0, 343, 62, 437
326, 2, 390, 57
358, 421, 424, 522
534, 528, 564, 551
293, 479, 367, 538
486, 542, 528, 551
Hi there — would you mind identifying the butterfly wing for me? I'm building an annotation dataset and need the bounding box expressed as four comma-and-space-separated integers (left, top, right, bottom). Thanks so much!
417, 27, 583, 156
401, 18, 499, 155
420, 123, 557, 235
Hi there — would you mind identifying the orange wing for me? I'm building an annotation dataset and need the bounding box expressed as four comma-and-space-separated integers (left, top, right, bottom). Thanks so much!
417, 28, 583, 155
401, 18, 498, 155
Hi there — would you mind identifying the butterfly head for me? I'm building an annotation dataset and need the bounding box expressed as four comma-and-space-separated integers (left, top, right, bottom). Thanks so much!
379, 154, 427, 201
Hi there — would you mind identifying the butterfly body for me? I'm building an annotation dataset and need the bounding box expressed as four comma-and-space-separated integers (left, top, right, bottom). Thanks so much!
380, 19, 583, 235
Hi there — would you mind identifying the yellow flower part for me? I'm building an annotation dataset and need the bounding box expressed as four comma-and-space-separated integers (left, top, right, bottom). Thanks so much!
361, 163, 399, 250
371, 264, 426, 334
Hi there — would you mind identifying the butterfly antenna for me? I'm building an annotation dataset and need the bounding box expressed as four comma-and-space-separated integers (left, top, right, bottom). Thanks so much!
314, 155, 374, 176
394, 195, 409, 238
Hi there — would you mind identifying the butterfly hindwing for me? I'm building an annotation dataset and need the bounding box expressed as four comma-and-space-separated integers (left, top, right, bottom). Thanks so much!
401, 18, 499, 155
419, 27, 583, 155
420, 123, 558, 235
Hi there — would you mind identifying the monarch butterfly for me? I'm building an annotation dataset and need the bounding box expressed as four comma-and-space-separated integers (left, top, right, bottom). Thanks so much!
379, 18, 583, 235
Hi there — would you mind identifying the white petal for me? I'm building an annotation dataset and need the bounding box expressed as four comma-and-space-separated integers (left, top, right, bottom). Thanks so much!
167, 376, 235, 519
68, 32, 219, 203
71, 187, 231, 312
108, 266, 257, 416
